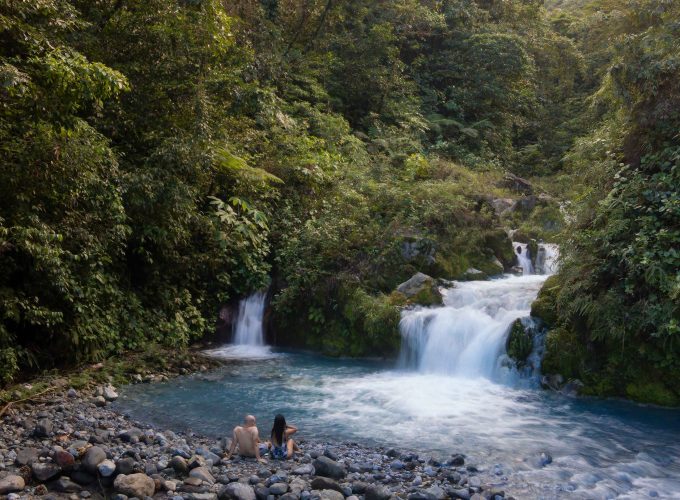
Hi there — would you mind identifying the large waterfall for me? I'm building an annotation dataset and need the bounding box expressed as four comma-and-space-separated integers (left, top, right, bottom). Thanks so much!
399, 243, 557, 384
205, 290, 273, 359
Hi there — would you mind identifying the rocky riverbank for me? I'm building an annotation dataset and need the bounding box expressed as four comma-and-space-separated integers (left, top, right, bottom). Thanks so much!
0, 384, 509, 500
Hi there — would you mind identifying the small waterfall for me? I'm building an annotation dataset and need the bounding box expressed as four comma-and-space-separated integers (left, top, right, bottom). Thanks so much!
535, 243, 559, 275
513, 242, 534, 275
233, 291, 267, 346
398, 275, 549, 385
205, 289, 274, 359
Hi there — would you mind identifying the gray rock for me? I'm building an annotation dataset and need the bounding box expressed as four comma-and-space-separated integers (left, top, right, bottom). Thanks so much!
269, 483, 289, 495
256, 486, 270, 500
184, 494, 219, 500
34, 418, 53, 437
116, 457, 136, 475
32, 462, 62, 482
190, 466, 216, 484
446, 489, 470, 500
15, 447, 39, 465
82, 446, 107, 473
312, 456, 346, 480
0, 475, 25, 494
468, 476, 481, 488
119, 428, 144, 443
67, 388, 78, 398
310, 478, 341, 493
51, 476, 83, 493
423, 486, 446, 500
292, 464, 314, 476
71, 469, 97, 485
93, 396, 107, 407
448, 455, 465, 467
312, 490, 344, 500
364, 484, 390, 500
219, 482, 256, 500
188, 454, 207, 469
98, 459, 117, 477
113, 473, 156, 498
279, 494, 299, 500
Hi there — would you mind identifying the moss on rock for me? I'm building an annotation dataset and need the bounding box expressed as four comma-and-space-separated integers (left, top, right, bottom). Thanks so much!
531, 274, 560, 326
506, 319, 532, 367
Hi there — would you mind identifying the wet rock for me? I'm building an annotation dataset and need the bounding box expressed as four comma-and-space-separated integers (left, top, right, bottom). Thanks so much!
396, 273, 443, 306
118, 428, 144, 443
423, 486, 446, 500
113, 473, 155, 498
51, 476, 83, 493
82, 446, 107, 473
527, 452, 552, 468
351, 482, 368, 494
15, 447, 40, 466
0, 475, 25, 494
190, 466, 216, 484
310, 477, 341, 493
255, 486, 270, 500
448, 454, 465, 467
322, 449, 338, 461
32, 462, 62, 482
364, 484, 390, 500
97, 459, 117, 477
312, 456, 346, 480
219, 482, 256, 500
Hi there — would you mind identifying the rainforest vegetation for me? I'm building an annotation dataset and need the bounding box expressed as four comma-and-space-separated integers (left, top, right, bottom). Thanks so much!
0, 0, 678, 404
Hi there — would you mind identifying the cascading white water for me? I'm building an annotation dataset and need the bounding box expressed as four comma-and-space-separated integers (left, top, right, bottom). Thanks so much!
513, 241, 534, 275
399, 275, 548, 384
205, 289, 275, 359
232, 291, 267, 346
535, 243, 559, 275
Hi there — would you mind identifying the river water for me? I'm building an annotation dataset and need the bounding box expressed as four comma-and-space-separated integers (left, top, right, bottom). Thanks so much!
117, 270, 680, 499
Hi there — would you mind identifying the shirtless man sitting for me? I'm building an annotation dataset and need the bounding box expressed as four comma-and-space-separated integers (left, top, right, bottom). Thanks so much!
226, 415, 266, 462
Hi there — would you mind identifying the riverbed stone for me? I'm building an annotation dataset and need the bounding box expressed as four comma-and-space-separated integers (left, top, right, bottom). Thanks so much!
310, 477, 341, 493
171, 455, 189, 474
395, 272, 442, 306
0, 475, 25, 494
190, 466, 216, 484
116, 457, 136, 475
364, 484, 390, 500
219, 482, 256, 500
103, 385, 119, 401
312, 457, 346, 480
293, 464, 314, 476
15, 447, 40, 466
34, 418, 53, 437
82, 446, 107, 473
113, 473, 155, 498
32, 461, 62, 481
98, 459, 117, 477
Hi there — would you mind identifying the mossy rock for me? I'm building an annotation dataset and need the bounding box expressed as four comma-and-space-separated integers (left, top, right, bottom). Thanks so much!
625, 381, 680, 407
541, 326, 585, 379
531, 274, 560, 326
506, 319, 532, 367
484, 229, 516, 268
396, 272, 443, 306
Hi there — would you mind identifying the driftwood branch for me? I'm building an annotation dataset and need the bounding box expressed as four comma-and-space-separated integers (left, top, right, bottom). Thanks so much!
0, 386, 59, 418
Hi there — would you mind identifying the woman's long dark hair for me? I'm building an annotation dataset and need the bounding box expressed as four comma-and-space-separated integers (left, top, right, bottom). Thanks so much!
271, 414, 286, 445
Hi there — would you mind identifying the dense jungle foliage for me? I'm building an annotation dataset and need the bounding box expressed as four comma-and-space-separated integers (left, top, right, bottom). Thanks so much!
0, 0, 677, 405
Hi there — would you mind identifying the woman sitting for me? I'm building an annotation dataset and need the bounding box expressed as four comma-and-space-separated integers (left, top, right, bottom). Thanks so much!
270, 414, 298, 459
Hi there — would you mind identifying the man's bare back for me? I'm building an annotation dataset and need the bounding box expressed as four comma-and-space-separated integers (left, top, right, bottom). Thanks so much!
226, 415, 264, 461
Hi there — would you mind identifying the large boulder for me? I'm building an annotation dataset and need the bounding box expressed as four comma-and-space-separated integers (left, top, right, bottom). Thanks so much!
499, 173, 533, 194
113, 473, 156, 498
312, 456, 346, 480
396, 272, 443, 306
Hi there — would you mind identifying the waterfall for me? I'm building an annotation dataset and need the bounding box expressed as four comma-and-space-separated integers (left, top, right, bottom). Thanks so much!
205, 289, 274, 359
513, 242, 534, 275
233, 291, 267, 346
535, 243, 559, 275
398, 275, 549, 385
